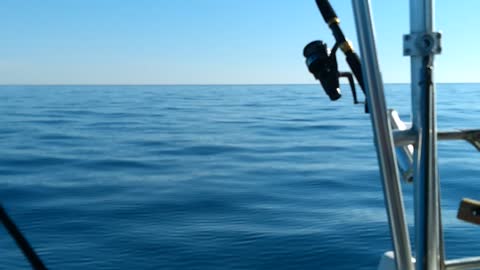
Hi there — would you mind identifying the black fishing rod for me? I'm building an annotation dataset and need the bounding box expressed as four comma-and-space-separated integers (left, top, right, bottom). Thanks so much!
0, 205, 48, 270
303, 0, 366, 106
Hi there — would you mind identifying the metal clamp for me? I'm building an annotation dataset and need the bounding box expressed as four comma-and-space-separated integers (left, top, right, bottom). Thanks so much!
403, 32, 442, 56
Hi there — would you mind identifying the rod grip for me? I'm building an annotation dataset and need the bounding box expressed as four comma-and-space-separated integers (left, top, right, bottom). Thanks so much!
346, 52, 365, 93
315, 0, 338, 23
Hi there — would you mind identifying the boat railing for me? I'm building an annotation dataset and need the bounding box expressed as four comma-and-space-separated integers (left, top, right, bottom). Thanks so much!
305, 1, 480, 270
355, 1, 480, 269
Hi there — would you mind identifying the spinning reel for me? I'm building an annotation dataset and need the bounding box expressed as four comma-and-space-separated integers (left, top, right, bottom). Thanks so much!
303, 0, 367, 108
303, 40, 362, 104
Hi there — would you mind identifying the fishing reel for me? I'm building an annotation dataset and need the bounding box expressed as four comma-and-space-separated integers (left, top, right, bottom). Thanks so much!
303, 40, 362, 104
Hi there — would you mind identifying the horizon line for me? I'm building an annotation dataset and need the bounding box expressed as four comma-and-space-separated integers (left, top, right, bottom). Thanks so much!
0, 82, 479, 86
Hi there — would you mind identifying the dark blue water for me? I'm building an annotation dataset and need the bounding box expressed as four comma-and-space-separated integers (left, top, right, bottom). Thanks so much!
0, 84, 479, 269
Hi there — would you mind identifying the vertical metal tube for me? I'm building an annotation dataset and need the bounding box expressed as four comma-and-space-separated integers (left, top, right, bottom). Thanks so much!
409, 0, 444, 269
351, 1, 414, 270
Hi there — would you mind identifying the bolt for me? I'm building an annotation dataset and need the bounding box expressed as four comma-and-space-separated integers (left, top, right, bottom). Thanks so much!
423, 38, 432, 48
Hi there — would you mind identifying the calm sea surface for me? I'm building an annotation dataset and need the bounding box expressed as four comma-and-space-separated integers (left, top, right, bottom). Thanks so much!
0, 84, 479, 269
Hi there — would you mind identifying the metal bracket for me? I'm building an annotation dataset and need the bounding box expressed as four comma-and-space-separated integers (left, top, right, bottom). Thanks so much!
457, 198, 480, 225
403, 32, 442, 56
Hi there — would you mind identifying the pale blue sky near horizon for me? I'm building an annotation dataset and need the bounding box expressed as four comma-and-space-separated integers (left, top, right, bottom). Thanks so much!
0, 0, 478, 85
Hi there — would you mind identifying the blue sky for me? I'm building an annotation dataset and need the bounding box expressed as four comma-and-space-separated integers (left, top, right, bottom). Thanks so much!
0, 0, 479, 84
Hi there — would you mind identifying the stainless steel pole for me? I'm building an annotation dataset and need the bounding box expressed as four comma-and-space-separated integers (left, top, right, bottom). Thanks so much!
408, 0, 444, 269
351, 1, 414, 270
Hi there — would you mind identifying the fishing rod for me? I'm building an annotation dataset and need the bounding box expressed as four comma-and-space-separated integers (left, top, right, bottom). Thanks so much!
0, 205, 48, 270
303, 0, 366, 106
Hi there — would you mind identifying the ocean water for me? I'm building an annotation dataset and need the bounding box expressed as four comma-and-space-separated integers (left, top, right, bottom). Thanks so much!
0, 84, 479, 270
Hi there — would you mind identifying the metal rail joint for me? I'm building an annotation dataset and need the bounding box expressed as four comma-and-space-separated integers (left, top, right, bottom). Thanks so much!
403, 32, 442, 56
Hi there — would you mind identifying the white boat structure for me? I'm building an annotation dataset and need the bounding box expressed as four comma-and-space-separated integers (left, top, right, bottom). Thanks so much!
304, 1, 480, 270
